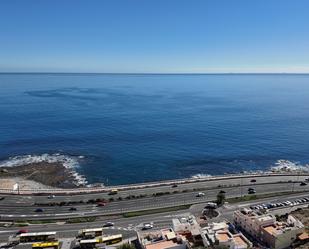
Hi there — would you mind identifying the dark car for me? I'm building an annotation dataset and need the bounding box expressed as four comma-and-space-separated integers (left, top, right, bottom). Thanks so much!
103, 222, 114, 227
300, 182, 307, 186
219, 190, 226, 194
16, 229, 28, 235
69, 207, 77, 211
248, 188, 256, 194
250, 179, 257, 183
34, 208, 43, 213
97, 202, 106, 207
0, 196, 5, 201
171, 184, 178, 188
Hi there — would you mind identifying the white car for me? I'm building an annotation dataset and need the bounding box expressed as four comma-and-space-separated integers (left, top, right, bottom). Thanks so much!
142, 223, 153, 230
196, 192, 205, 197
47, 195, 55, 199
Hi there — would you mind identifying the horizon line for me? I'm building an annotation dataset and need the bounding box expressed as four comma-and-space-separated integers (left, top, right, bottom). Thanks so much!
1, 72, 309, 75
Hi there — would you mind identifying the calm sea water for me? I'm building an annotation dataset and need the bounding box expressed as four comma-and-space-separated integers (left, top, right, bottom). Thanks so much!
1, 74, 309, 185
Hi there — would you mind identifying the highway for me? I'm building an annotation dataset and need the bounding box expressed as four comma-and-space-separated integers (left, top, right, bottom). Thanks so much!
0, 192, 308, 243
0, 176, 308, 220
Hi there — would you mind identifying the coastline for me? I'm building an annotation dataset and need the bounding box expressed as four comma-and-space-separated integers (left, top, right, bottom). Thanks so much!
0, 154, 309, 192
0, 161, 84, 189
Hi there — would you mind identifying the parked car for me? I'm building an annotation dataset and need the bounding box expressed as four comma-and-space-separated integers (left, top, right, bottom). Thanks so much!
300, 182, 307, 186
69, 207, 77, 211
34, 208, 43, 213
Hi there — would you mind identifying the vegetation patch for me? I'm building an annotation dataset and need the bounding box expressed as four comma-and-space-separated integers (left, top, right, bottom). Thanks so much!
66, 217, 96, 223
122, 205, 191, 218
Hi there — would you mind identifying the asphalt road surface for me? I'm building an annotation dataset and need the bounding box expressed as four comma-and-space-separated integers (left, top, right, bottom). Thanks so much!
0, 192, 308, 243
0, 175, 308, 220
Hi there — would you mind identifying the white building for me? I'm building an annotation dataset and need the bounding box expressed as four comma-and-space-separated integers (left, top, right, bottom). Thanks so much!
233, 208, 304, 249
137, 228, 190, 249
201, 222, 252, 249
172, 215, 202, 244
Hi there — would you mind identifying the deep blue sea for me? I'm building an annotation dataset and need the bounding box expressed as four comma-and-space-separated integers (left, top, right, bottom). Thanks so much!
1, 74, 309, 185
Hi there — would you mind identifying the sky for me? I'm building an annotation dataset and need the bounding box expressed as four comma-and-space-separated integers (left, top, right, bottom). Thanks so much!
0, 0, 309, 73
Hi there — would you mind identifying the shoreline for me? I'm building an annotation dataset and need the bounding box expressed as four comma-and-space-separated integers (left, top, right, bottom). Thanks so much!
0, 161, 83, 189
0, 155, 309, 192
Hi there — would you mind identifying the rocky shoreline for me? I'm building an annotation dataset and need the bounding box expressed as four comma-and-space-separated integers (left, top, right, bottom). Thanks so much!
0, 161, 83, 189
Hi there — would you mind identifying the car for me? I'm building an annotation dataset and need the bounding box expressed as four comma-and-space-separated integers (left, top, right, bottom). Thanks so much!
0, 196, 5, 201
47, 195, 55, 199
108, 189, 118, 195
205, 202, 217, 209
103, 222, 114, 227
171, 184, 178, 188
16, 229, 28, 235
69, 207, 77, 211
97, 202, 106, 207
219, 190, 226, 194
300, 182, 307, 186
196, 192, 205, 197
250, 179, 257, 183
305, 178, 309, 182
248, 189, 256, 194
34, 208, 43, 213
142, 223, 153, 230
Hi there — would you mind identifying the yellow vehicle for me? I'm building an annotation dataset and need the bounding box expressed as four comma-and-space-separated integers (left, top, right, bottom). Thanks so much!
79, 239, 100, 249
79, 234, 122, 248
19, 232, 57, 243
108, 189, 118, 195
32, 241, 59, 249
101, 234, 122, 245
78, 228, 104, 239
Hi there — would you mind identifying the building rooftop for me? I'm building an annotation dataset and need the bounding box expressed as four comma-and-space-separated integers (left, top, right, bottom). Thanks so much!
216, 231, 231, 243
233, 234, 249, 248
145, 240, 180, 249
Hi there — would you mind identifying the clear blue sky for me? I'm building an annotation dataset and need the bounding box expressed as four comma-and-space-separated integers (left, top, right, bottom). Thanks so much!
1, 0, 309, 73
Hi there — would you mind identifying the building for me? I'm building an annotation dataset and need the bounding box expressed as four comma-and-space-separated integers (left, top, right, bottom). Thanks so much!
201, 222, 252, 249
233, 208, 275, 239
137, 228, 190, 249
172, 215, 202, 244
234, 208, 304, 249
260, 215, 304, 249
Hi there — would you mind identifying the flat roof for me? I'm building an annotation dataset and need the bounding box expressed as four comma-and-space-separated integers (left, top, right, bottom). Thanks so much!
298, 232, 309, 240
233, 235, 248, 247
216, 232, 230, 242
145, 240, 179, 249
263, 225, 278, 235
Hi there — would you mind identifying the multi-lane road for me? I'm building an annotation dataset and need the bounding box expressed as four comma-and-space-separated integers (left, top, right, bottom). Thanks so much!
0, 192, 308, 243
0, 174, 308, 220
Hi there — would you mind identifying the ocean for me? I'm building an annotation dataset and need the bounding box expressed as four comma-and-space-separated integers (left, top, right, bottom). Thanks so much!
1, 73, 309, 185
